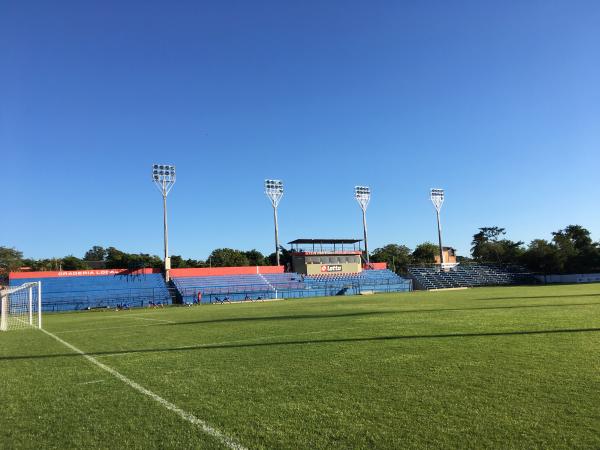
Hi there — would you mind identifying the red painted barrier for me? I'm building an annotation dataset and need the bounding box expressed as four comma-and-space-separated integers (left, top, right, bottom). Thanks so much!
9, 268, 160, 279
170, 266, 285, 278
364, 262, 387, 270
292, 251, 362, 255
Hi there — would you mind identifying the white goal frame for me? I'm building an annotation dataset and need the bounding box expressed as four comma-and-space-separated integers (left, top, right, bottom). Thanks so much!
0, 282, 42, 331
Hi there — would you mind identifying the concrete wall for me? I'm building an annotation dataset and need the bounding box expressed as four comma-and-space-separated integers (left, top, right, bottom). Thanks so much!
535, 273, 600, 284
10, 268, 160, 279
170, 266, 284, 278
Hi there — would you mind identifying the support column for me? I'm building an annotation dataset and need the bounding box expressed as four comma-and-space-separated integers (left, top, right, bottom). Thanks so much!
163, 194, 170, 281
273, 205, 280, 266
362, 209, 369, 264
436, 210, 444, 265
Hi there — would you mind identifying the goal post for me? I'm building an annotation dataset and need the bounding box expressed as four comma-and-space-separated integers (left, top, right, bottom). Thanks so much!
0, 281, 42, 331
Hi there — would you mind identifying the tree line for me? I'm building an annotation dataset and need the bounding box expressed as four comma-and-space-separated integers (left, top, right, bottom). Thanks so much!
370, 224, 600, 275
471, 225, 600, 274
1, 224, 599, 281
0, 245, 281, 276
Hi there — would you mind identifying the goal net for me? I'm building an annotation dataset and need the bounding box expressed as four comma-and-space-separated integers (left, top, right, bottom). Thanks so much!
0, 282, 42, 331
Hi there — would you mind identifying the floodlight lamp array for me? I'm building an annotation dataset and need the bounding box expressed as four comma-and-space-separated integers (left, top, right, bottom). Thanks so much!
430, 188, 445, 212
152, 164, 176, 195
265, 179, 284, 207
152, 164, 176, 182
355, 185, 371, 211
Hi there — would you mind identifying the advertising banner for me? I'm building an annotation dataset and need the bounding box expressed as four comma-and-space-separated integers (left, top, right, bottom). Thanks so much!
320, 265, 343, 273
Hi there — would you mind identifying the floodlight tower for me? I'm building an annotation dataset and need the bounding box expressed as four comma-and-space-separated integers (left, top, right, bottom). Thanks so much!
265, 179, 284, 266
430, 188, 445, 265
355, 186, 371, 264
152, 164, 176, 281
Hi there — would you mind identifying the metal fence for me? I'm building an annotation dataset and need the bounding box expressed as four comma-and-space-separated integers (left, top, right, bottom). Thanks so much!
40, 287, 175, 312
35, 278, 412, 312
177, 278, 412, 303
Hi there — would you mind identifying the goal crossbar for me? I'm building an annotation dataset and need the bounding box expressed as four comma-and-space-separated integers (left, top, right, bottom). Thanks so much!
0, 282, 42, 331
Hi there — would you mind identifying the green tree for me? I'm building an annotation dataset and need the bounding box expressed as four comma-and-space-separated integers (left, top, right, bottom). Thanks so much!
552, 225, 600, 273
84, 246, 107, 261
169, 255, 188, 268
498, 239, 525, 264
411, 242, 438, 264
268, 247, 292, 268
105, 247, 127, 269
208, 248, 250, 267
471, 227, 505, 261
127, 253, 163, 269
0, 246, 24, 273
184, 258, 206, 268
61, 256, 91, 271
105, 247, 162, 269
24, 258, 62, 271
0, 247, 24, 282
245, 249, 267, 266
521, 239, 562, 274
370, 244, 412, 274
169, 255, 206, 269
471, 227, 524, 264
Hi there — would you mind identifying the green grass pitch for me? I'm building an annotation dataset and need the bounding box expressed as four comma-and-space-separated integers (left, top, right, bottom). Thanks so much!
2, 284, 599, 449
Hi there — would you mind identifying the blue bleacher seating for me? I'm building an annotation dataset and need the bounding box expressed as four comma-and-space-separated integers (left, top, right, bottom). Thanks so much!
9, 273, 171, 311
173, 269, 411, 302
407, 264, 536, 290
173, 273, 304, 302
9, 269, 412, 311
304, 269, 411, 295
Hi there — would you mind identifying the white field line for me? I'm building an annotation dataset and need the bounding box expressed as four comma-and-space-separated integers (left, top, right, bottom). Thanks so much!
55, 316, 175, 334
10, 316, 32, 330
40, 328, 247, 450
257, 273, 276, 293
126, 317, 175, 323
55, 323, 164, 334
105, 314, 176, 323
96, 326, 359, 359
206, 298, 286, 305
78, 379, 105, 385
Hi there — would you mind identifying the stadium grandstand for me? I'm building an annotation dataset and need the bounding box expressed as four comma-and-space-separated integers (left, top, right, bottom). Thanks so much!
407, 263, 537, 290
9, 269, 172, 311
7, 240, 540, 311
172, 264, 411, 304
171, 238, 412, 304
7, 238, 414, 311
171, 266, 302, 303
7, 236, 542, 310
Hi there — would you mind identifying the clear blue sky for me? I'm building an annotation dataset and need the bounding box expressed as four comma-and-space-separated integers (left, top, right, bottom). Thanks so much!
2, 0, 599, 260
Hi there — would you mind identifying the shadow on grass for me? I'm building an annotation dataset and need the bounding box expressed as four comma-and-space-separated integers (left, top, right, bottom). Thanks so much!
166, 301, 600, 327
2, 327, 600, 362
167, 311, 395, 326
475, 293, 600, 302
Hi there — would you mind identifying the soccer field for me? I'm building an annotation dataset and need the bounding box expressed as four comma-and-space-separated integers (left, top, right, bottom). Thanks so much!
2, 284, 600, 449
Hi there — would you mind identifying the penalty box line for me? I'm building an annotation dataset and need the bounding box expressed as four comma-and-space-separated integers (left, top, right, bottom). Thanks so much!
40, 328, 247, 450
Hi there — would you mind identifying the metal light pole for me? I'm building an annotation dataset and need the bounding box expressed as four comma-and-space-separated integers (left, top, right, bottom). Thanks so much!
430, 188, 445, 265
265, 179, 284, 266
152, 164, 176, 281
355, 186, 371, 264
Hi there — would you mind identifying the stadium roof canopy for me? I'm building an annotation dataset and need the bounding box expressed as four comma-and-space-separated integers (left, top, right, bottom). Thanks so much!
288, 239, 362, 245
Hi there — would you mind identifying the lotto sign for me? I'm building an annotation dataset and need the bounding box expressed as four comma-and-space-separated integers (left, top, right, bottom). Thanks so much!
321, 265, 343, 273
